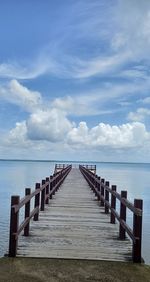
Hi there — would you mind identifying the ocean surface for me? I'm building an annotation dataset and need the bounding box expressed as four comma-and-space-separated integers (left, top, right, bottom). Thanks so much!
0, 160, 150, 264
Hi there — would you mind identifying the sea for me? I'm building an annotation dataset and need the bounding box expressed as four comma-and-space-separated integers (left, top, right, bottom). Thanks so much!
0, 160, 150, 264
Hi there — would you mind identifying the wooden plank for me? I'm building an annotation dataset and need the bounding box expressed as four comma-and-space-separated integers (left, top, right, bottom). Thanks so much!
17, 168, 132, 261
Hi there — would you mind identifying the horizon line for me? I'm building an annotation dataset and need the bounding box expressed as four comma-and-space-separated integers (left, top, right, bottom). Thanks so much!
0, 158, 150, 165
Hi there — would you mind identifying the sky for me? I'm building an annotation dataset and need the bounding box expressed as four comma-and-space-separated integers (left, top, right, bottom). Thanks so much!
0, 0, 150, 162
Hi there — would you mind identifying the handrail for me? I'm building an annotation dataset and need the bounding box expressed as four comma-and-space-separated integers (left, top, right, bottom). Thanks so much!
81, 164, 96, 174
79, 165, 143, 263
9, 164, 72, 257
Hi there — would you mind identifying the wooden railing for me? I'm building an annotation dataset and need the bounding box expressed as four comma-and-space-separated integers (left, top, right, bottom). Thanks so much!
79, 165, 143, 263
81, 164, 96, 174
9, 164, 72, 257
54, 163, 69, 173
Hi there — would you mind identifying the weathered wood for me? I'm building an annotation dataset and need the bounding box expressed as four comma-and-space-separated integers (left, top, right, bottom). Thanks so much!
41, 180, 46, 211
105, 181, 109, 214
119, 191, 127, 240
9, 195, 20, 257
8, 165, 72, 257
45, 177, 50, 204
79, 165, 143, 263
34, 183, 40, 221
133, 199, 143, 262
100, 178, 105, 207
111, 185, 116, 224
17, 169, 132, 261
24, 188, 31, 236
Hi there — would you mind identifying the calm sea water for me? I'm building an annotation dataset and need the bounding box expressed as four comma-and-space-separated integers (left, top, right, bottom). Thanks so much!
0, 160, 150, 264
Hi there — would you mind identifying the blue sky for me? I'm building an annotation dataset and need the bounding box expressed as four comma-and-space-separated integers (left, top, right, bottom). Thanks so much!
0, 0, 150, 162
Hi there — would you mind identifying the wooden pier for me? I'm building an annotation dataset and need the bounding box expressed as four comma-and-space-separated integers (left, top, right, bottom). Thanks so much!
8, 164, 143, 263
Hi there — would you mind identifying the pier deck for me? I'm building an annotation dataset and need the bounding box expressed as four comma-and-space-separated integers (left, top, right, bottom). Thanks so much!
17, 168, 132, 261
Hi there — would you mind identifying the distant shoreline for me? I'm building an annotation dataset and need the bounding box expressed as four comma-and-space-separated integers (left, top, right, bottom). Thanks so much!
0, 158, 150, 165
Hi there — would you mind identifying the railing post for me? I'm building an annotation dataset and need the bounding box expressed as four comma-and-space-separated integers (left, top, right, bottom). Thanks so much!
94, 175, 98, 196
60, 170, 63, 186
110, 185, 116, 224
119, 190, 127, 240
97, 176, 101, 201
100, 178, 105, 206
132, 199, 143, 263
24, 188, 31, 236
41, 179, 46, 211
45, 177, 50, 204
34, 183, 40, 221
105, 181, 109, 214
9, 195, 20, 257
53, 174, 57, 195
53, 173, 56, 193
50, 175, 53, 199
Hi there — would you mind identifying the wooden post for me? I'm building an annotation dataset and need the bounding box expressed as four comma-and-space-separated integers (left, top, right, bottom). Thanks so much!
56, 174, 59, 191
55, 174, 58, 191
91, 173, 94, 190
9, 195, 20, 257
50, 175, 53, 199
94, 175, 98, 196
24, 188, 31, 236
119, 190, 127, 239
97, 176, 101, 201
53, 174, 56, 195
100, 179, 105, 206
45, 177, 50, 204
34, 183, 40, 221
105, 181, 109, 214
133, 199, 143, 263
110, 185, 116, 224
60, 169, 62, 183
41, 180, 46, 211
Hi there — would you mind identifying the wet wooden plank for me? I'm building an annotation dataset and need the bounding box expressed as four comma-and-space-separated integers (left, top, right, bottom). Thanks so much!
17, 168, 132, 261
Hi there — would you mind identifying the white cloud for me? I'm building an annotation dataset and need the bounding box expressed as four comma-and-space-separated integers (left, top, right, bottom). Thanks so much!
62, 0, 150, 79
127, 108, 150, 122
0, 1, 150, 81
52, 96, 74, 113
0, 79, 42, 112
67, 121, 150, 149
4, 121, 29, 148
0, 55, 57, 80
26, 108, 73, 142
52, 95, 115, 116
5, 118, 150, 153
71, 52, 131, 79
114, 0, 150, 59
67, 122, 89, 146
142, 97, 150, 104
119, 69, 148, 80
0, 79, 149, 120
0, 61, 45, 80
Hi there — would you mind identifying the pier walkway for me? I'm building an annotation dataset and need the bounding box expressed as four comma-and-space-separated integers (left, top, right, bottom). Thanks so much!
17, 168, 132, 261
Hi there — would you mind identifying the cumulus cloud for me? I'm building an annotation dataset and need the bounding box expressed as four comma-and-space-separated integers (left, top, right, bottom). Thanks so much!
6, 117, 150, 152
4, 121, 29, 147
0, 80, 149, 153
52, 96, 74, 113
67, 122, 150, 149
0, 79, 42, 112
27, 108, 73, 142
127, 108, 150, 122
